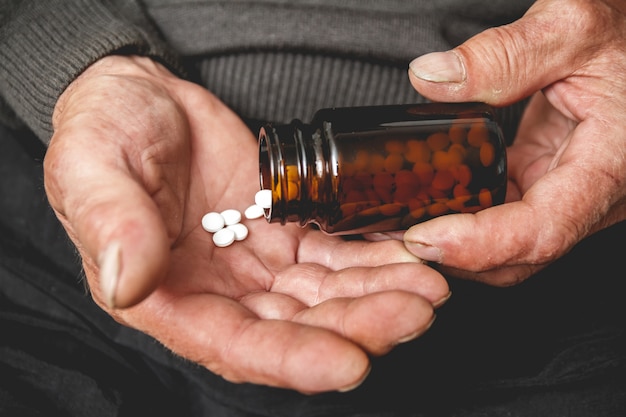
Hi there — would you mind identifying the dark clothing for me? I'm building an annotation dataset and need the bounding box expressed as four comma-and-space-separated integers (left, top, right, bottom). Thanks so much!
1, 1, 625, 416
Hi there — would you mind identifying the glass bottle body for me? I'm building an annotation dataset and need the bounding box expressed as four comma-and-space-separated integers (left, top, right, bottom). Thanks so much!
258, 102, 507, 235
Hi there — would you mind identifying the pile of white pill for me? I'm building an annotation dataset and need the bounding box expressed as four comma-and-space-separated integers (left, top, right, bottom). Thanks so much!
201, 189, 272, 247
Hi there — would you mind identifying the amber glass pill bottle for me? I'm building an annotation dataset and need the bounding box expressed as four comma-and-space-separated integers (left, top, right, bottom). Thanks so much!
258, 102, 507, 235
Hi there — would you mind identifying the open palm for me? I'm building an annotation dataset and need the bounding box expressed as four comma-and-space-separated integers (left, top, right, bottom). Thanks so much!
43, 55, 450, 393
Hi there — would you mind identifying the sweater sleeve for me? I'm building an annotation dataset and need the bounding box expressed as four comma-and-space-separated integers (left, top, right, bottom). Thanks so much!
0, 0, 183, 143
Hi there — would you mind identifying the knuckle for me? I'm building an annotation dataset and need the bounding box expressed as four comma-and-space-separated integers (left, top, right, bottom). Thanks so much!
532, 219, 578, 265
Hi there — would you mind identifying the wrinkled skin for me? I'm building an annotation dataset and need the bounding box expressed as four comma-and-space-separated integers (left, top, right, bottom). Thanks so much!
400, 0, 626, 285
44, 56, 450, 394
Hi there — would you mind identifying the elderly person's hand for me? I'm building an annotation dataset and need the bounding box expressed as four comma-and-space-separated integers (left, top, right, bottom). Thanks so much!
43, 55, 450, 393
403, 0, 626, 285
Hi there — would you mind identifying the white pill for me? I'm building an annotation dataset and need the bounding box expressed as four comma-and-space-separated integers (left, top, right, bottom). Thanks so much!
227, 223, 249, 241
255, 189, 272, 209
244, 204, 265, 220
201, 212, 225, 232
212, 227, 236, 247
220, 209, 241, 226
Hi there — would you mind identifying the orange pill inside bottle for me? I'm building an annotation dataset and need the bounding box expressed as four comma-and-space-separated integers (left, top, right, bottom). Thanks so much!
258, 102, 507, 234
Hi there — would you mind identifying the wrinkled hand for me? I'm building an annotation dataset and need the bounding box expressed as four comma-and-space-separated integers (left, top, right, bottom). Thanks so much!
43, 55, 450, 393
403, 0, 626, 285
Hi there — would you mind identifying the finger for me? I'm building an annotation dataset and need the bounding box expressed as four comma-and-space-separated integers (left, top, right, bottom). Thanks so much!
505, 92, 574, 192
407, 0, 601, 105
292, 291, 436, 356
435, 262, 546, 287
298, 231, 426, 266
402, 194, 579, 286
271, 262, 450, 307
124, 293, 373, 393
44, 145, 171, 309
362, 231, 405, 242
240, 290, 436, 355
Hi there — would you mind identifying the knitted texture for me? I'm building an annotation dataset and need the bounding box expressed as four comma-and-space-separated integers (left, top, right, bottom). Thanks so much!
0, 0, 534, 142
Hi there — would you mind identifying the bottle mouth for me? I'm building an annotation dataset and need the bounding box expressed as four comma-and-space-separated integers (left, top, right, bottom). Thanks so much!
258, 127, 274, 222
258, 123, 305, 226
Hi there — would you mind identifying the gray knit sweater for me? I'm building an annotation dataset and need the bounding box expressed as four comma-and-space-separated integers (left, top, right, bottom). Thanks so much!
0, 0, 534, 143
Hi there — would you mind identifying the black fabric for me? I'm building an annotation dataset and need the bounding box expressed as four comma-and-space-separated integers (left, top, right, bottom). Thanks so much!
1, 124, 625, 416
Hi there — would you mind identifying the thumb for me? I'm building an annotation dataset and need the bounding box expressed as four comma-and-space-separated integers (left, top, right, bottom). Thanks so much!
407, 0, 591, 105
89, 175, 172, 309
45, 152, 171, 310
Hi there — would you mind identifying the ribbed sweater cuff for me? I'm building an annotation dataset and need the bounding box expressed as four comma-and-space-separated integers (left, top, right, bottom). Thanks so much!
0, 0, 181, 143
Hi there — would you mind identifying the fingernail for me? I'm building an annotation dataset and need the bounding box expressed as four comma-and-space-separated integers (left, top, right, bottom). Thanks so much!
99, 241, 121, 308
409, 51, 465, 83
433, 291, 452, 309
397, 313, 437, 344
338, 365, 371, 393
404, 241, 443, 263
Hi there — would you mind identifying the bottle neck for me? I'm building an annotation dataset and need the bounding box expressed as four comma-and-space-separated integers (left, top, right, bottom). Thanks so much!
259, 120, 319, 226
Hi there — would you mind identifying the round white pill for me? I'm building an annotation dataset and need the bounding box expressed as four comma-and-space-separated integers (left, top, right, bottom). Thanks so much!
201, 212, 225, 232
255, 189, 272, 209
212, 227, 236, 247
244, 204, 265, 220
220, 209, 241, 226
227, 223, 249, 241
